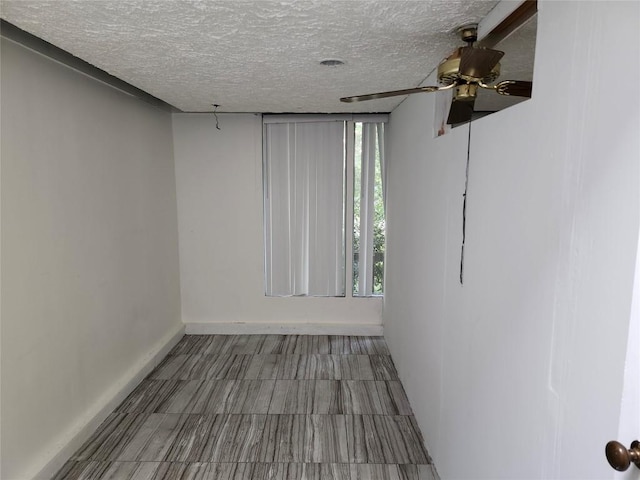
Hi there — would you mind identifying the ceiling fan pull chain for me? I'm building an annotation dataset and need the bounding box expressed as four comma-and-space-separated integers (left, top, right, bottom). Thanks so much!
460, 120, 473, 285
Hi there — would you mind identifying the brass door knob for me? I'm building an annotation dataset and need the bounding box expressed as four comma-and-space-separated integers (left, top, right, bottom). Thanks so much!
605, 440, 640, 471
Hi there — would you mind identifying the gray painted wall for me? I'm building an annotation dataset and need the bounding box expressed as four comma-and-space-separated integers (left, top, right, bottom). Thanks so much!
1, 38, 182, 479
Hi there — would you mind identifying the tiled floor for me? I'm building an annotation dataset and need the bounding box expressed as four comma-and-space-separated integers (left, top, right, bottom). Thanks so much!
54, 335, 438, 480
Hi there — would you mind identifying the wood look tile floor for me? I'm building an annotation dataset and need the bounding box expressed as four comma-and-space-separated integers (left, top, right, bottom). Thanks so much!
54, 335, 438, 480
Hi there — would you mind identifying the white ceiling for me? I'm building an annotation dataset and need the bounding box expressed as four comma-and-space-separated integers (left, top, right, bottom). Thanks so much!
0, 0, 508, 113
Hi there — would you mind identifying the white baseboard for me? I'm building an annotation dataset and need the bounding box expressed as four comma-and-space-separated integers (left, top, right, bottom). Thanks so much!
31, 324, 184, 480
184, 322, 384, 336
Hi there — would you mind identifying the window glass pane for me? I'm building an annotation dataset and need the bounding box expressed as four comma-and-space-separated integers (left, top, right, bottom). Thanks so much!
353, 122, 385, 296
353, 123, 362, 295
372, 125, 385, 295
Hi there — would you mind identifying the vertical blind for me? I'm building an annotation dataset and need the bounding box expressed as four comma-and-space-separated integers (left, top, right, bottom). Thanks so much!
263, 120, 346, 296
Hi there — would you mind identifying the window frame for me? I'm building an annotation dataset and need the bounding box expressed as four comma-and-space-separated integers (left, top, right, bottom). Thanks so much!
262, 113, 388, 298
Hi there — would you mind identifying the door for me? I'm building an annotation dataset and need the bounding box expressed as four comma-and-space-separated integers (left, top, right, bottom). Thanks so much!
612, 235, 640, 479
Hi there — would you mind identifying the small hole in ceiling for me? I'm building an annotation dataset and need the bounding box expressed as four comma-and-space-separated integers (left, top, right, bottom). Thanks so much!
320, 59, 345, 67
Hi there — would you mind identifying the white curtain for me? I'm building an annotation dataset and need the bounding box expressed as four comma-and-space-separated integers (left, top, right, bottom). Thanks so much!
263, 121, 345, 296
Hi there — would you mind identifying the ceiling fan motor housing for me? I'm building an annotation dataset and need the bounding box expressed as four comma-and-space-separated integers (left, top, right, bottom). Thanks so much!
454, 83, 478, 101
437, 48, 501, 85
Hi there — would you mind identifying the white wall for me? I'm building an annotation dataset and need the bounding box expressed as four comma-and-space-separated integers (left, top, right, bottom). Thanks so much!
1, 39, 183, 479
172, 114, 382, 333
383, 1, 639, 479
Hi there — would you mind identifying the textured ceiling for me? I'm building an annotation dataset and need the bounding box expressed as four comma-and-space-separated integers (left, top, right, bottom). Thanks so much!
0, 0, 508, 113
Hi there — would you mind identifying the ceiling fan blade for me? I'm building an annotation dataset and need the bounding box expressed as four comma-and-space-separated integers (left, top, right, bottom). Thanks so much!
459, 47, 504, 80
447, 98, 475, 125
495, 80, 533, 97
340, 85, 440, 103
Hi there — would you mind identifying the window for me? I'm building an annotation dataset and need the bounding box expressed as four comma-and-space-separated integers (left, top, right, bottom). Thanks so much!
263, 115, 387, 297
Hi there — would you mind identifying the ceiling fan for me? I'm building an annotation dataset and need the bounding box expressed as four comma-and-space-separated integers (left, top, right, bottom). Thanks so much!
340, 25, 533, 125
